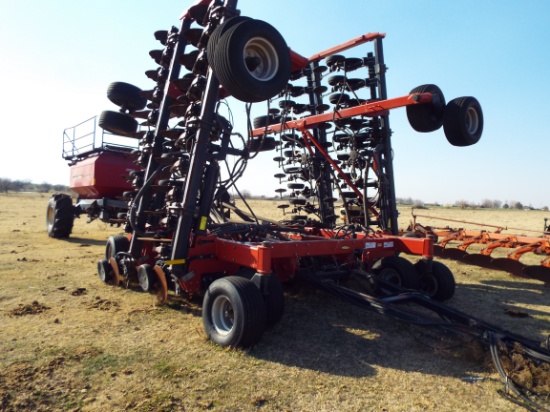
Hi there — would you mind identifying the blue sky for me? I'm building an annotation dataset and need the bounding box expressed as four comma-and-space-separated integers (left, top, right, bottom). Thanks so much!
1, 1, 549, 207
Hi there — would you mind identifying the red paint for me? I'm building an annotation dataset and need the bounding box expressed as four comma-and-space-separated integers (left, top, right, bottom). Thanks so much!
69, 151, 138, 199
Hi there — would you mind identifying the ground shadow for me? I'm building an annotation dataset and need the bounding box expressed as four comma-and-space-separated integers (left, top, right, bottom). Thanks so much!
135, 275, 548, 380
248, 287, 489, 379
63, 237, 106, 247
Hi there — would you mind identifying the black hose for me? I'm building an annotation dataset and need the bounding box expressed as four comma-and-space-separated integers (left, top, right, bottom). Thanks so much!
128, 165, 164, 237
488, 332, 550, 411
300, 269, 550, 411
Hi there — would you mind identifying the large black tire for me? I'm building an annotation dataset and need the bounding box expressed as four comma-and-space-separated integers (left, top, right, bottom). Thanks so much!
373, 256, 420, 292
46, 194, 74, 238
105, 235, 130, 261
250, 273, 285, 328
406, 84, 446, 132
443, 96, 483, 147
202, 276, 267, 348
211, 19, 291, 103
206, 16, 251, 65
264, 275, 284, 327
98, 110, 138, 137
107, 82, 147, 111
414, 260, 456, 301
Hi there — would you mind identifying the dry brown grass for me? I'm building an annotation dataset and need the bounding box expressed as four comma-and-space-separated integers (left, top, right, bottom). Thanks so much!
1, 193, 549, 411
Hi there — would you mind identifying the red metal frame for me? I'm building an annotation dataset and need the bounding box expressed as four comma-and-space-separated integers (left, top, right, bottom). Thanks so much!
308, 32, 385, 62
251, 92, 433, 137
140, 230, 434, 295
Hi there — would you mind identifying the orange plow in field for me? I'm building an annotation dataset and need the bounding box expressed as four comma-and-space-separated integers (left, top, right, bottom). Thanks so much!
405, 209, 550, 285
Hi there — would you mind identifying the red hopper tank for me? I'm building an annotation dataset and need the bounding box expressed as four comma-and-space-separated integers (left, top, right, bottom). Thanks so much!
69, 151, 138, 199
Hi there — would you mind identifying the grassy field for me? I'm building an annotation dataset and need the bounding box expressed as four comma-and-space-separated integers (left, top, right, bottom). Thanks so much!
1, 193, 549, 411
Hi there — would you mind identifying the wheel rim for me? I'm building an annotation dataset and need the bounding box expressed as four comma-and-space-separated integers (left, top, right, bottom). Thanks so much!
419, 274, 438, 297
46, 205, 54, 230
97, 260, 110, 283
98, 263, 106, 282
211, 295, 234, 336
379, 268, 402, 286
243, 37, 279, 81
138, 270, 149, 290
465, 106, 480, 134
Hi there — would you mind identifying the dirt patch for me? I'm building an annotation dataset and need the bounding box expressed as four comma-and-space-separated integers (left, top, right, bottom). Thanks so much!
88, 297, 120, 311
503, 344, 550, 391
9, 301, 50, 316
70, 287, 87, 296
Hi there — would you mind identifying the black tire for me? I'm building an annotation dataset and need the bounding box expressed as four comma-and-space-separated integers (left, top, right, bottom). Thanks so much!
98, 110, 138, 137
346, 78, 366, 91
325, 54, 345, 68
46, 194, 74, 238
329, 93, 350, 105
202, 276, 267, 348
107, 82, 147, 111
373, 256, 420, 291
207, 16, 251, 65
105, 235, 130, 261
263, 275, 285, 327
253, 115, 276, 129
137, 264, 157, 292
406, 84, 446, 132
414, 260, 456, 301
211, 19, 291, 103
443, 96, 483, 147
97, 259, 112, 283
247, 272, 285, 328
343, 57, 363, 72
247, 137, 277, 152
327, 75, 345, 87
287, 183, 305, 190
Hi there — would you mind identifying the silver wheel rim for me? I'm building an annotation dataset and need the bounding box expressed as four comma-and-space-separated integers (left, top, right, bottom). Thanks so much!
98, 262, 106, 282
46, 205, 54, 230
243, 37, 279, 81
138, 270, 149, 290
211, 295, 234, 336
465, 106, 480, 134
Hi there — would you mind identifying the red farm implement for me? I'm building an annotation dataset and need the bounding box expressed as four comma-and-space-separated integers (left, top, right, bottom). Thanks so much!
47, 114, 142, 238
47, 1, 550, 409
406, 209, 550, 284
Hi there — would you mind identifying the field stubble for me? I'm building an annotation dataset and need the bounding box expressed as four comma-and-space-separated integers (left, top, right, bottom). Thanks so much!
1, 194, 549, 411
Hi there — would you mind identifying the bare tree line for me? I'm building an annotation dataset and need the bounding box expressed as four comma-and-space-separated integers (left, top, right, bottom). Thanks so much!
397, 197, 547, 211
0, 178, 68, 194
